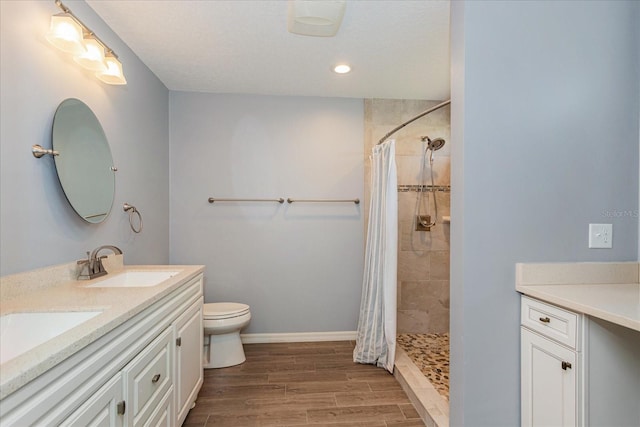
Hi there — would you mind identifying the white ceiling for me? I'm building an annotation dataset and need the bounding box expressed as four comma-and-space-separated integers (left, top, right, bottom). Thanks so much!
86, 0, 450, 100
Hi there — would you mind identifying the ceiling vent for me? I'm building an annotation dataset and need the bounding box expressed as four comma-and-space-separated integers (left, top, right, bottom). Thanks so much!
287, 0, 346, 37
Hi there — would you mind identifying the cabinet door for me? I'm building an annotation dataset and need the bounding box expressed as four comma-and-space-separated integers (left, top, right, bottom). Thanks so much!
521, 327, 578, 427
143, 388, 173, 427
61, 373, 124, 427
174, 297, 204, 425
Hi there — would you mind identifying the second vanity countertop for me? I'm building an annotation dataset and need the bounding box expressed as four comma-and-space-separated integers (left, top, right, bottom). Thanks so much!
0, 263, 204, 400
515, 262, 640, 332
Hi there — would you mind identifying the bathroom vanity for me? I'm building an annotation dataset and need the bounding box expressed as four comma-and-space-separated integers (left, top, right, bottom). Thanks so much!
516, 262, 640, 427
0, 263, 204, 426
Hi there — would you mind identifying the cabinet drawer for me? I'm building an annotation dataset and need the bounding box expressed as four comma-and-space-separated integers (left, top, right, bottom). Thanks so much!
521, 296, 580, 350
123, 326, 173, 426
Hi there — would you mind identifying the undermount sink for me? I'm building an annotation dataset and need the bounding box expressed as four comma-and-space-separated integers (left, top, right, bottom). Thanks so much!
0, 311, 102, 364
85, 270, 180, 288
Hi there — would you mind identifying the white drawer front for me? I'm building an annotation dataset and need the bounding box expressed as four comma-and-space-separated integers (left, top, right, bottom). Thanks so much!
521, 296, 580, 350
123, 326, 173, 426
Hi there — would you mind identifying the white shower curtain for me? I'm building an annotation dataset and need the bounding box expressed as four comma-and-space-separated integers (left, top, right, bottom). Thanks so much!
353, 139, 398, 373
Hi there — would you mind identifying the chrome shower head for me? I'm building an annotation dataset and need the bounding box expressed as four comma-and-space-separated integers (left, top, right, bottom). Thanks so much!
421, 136, 446, 151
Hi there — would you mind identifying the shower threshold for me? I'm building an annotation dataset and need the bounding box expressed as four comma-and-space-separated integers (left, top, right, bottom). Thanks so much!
395, 334, 450, 427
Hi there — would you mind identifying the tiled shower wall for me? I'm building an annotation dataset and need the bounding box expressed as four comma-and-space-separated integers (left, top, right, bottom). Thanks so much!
364, 99, 451, 334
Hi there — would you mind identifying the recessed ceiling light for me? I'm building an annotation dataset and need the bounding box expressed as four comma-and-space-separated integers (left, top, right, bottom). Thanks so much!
334, 64, 351, 74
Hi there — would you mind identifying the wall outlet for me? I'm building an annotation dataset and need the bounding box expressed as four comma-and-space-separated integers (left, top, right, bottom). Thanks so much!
588, 224, 613, 249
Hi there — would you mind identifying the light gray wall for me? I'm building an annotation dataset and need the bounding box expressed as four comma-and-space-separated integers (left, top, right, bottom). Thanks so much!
450, 1, 639, 425
0, 1, 170, 276
449, 1, 466, 422
169, 92, 364, 334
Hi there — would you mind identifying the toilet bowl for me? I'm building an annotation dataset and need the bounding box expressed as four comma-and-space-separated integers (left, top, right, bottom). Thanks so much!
202, 302, 251, 369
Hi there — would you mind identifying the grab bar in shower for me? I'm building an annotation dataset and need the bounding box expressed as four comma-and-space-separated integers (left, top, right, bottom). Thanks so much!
286, 198, 360, 204
208, 197, 285, 204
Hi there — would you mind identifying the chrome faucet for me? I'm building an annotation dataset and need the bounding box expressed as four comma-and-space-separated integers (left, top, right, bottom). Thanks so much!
77, 245, 123, 280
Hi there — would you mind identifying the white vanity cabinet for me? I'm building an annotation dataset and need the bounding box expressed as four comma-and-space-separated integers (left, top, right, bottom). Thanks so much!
0, 273, 204, 427
63, 325, 176, 427
520, 296, 584, 427
517, 262, 640, 427
61, 372, 125, 427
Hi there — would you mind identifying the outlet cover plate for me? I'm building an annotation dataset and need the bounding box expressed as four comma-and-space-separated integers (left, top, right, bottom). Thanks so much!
588, 224, 613, 249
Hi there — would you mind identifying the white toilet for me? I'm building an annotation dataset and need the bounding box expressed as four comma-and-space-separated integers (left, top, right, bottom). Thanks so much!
202, 302, 251, 369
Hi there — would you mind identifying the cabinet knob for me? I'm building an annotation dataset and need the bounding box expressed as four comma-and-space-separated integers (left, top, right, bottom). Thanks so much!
562, 361, 572, 370
176, 337, 182, 347
152, 373, 161, 383
539, 317, 551, 323
117, 400, 126, 415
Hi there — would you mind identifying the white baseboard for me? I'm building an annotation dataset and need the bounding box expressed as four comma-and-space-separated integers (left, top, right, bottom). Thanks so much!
241, 331, 357, 344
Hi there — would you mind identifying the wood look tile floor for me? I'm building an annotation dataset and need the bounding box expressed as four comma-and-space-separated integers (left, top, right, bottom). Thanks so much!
183, 341, 425, 427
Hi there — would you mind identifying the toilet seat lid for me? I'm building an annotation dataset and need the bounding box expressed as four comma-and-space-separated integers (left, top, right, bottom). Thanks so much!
203, 302, 250, 319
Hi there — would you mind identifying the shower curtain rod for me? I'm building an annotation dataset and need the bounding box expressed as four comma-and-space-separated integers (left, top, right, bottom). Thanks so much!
377, 99, 451, 145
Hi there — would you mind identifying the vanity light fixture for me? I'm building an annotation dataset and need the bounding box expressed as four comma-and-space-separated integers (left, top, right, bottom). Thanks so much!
46, 0, 126, 85
333, 64, 351, 74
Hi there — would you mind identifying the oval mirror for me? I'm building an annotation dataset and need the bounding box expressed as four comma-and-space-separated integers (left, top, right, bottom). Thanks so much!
52, 98, 115, 223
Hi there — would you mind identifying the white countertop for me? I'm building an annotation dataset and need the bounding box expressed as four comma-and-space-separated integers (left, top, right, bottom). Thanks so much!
0, 264, 204, 400
515, 262, 640, 332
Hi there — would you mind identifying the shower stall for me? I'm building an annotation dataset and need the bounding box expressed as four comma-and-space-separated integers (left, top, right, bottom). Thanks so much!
363, 99, 451, 403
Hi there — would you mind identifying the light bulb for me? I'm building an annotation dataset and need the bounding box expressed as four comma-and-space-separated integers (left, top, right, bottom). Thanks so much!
333, 64, 351, 74
74, 37, 107, 71
46, 14, 86, 55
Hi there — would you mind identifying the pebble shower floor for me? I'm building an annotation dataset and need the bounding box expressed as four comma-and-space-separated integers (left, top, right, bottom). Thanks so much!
397, 333, 450, 400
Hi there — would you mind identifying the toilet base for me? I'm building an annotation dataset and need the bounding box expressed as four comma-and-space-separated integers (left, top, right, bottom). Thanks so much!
203, 332, 246, 369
